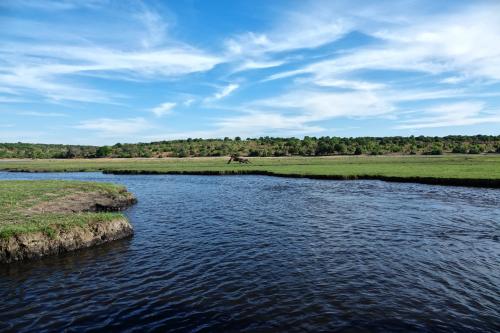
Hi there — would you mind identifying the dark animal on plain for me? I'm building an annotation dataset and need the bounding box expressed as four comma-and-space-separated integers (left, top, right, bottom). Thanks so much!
227, 154, 251, 164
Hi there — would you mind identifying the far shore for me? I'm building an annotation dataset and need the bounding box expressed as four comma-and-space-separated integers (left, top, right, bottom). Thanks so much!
1, 155, 499, 188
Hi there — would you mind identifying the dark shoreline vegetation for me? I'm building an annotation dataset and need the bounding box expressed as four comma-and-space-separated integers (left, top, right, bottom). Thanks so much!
0, 180, 136, 263
2, 135, 500, 158
1, 155, 499, 188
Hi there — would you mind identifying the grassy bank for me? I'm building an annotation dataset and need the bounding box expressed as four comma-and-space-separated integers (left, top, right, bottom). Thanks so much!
1, 155, 499, 187
0, 180, 134, 239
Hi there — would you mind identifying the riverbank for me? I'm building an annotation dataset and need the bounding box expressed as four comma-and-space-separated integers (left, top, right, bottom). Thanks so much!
1, 155, 499, 188
0, 180, 136, 263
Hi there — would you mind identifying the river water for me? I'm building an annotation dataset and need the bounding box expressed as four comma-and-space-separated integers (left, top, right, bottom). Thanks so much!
0, 172, 499, 332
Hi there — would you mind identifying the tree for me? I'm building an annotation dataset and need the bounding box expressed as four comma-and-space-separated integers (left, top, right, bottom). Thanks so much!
333, 143, 347, 154
64, 147, 76, 159
96, 146, 112, 158
452, 145, 468, 154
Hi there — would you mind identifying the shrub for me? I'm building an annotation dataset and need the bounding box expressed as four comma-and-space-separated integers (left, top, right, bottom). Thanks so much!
452, 145, 468, 154
334, 143, 347, 154
424, 148, 443, 155
468, 146, 481, 154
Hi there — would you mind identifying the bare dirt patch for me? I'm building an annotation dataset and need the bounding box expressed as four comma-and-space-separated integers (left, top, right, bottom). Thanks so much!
27, 191, 136, 214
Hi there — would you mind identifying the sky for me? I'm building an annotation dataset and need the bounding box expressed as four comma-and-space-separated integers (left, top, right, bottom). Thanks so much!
1, 0, 500, 145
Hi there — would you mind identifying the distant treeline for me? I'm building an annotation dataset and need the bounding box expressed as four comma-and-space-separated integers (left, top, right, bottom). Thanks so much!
1, 135, 500, 159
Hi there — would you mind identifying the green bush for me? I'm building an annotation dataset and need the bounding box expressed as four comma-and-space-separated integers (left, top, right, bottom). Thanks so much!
452, 145, 468, 154
468, 146, 482, 154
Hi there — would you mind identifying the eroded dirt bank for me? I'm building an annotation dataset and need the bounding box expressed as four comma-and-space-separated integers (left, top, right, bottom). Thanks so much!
0, 184, 137, 264
0, 218, 133, 263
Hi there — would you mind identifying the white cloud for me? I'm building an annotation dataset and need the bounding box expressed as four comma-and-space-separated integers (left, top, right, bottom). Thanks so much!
224, 3, 353, 75
395, 102, 500, 129
225, 14, 349, 57
0, 1, 222, 104
308, 79, 386, 91
234, 60, 285, 72
0, 45, 222, 103
267, 4, 500, 84
75, 117, 152, 136
440, 76, 467, 85
192, 89, 395, 138
135, 6, 168, 49
183, 98, 195, 107
254, 90, 394, 120
151, 102, 176, 117
213, 84, 239, 100
0, 66, 116, 103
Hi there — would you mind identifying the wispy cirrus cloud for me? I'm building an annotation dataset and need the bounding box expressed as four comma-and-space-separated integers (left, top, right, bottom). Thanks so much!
395, 102, 500, 129
0, 44, 222, 103
246, 2, 500, 134
202, 84, 240, 104
225, 8, 351, 57
224, 3, 354, 74
194, 89, 395, 138
0, 2, 222, 104
213, 84, 239, 100
151, 102, 176, 117
266, 4, 500, 84
253, 90, 394, 119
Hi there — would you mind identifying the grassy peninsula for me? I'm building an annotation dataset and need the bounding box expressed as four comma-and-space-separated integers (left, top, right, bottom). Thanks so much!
1, 155, 499, 187
0, 180, 136, 263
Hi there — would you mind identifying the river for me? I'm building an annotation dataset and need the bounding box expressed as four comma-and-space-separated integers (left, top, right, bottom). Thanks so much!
0, 172, 499, 332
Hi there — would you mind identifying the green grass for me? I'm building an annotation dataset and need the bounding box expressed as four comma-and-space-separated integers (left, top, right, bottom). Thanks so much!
0, 155, 499, 179
0, 180, 128, 239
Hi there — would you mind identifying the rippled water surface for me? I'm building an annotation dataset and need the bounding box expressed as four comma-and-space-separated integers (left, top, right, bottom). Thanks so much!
0, 172, 499, 332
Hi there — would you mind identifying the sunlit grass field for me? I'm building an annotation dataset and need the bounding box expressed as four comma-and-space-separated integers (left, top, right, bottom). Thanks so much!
0, 155, 499, 179
0, 181, 127, 238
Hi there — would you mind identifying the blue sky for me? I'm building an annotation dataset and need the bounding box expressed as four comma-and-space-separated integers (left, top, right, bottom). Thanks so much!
1, 0, 500, 144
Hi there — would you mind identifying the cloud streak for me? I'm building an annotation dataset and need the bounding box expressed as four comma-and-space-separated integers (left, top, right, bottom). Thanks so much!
0, 1, 222, 104
395, 102, 500, 129
213, 84, 239, 100
151, 102, 176, 117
